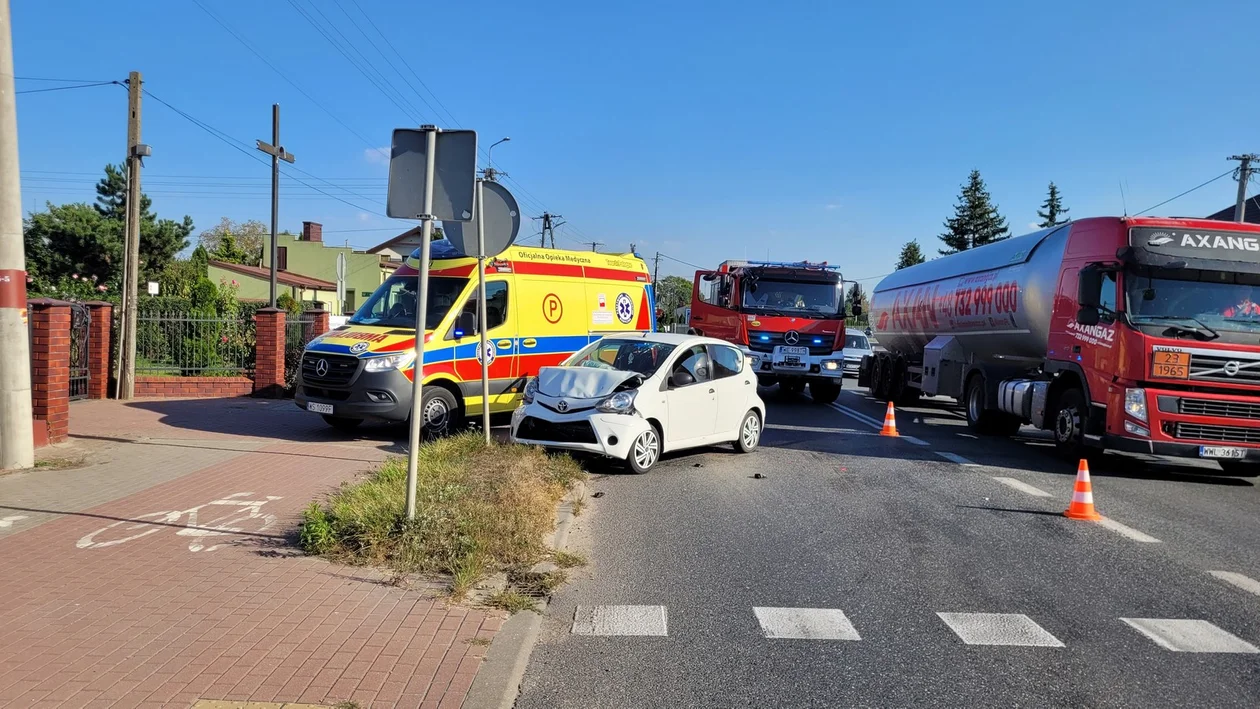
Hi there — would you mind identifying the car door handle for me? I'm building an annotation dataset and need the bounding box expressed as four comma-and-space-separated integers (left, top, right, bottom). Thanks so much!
522, 338, 537, 348
708, 388, 715, 394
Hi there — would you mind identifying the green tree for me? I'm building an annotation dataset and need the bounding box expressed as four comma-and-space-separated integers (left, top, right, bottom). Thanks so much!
895, 240, 927, 270
23, 203, 123, 293
939, 169, 1009, 255
654, 275, 693, 324
199, 217, 266, 266
94, 163, 194, 279
1037, 181, 1070, 227
157, 246, 210, 299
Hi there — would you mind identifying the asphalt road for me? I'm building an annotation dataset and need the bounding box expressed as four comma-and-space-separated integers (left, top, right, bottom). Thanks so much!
514, 382, 1260, 708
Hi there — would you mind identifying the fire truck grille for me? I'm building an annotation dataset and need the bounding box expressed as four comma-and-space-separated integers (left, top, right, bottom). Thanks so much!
1173, 422, 1260, 445
747, 331, 834, 356
1179, 398, 1260, 421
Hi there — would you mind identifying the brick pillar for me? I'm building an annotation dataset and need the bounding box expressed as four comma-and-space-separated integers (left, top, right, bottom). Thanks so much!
254, 308, 286, 398
83, 301, 113, 399
310, 303, 330, 339
28, 298, 71, 444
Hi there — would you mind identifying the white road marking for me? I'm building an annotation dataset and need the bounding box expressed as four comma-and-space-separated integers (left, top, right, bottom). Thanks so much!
937, 613, 1064, 647
903, 435, 930, 446
752, 607, 862, 641
1096, 517, 1161, 544
765, 424, 874, 436
992, 477, 1053, 497
936, 451, 978, 466
0, 515, 28, 529
1120, 618, 1259, 653
571, 605, 668, 636
1208, 571, 1260, 598
827, 402, 884, 430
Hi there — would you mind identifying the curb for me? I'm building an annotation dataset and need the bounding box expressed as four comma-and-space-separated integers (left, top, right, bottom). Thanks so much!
463, 479, 587, 709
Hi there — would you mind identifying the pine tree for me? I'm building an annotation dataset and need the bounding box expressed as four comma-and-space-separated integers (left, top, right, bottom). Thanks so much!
1037, 181, 1069, 227
895, 240, 926, 270
939, 169, 1009, 255
94, 164, 193, 279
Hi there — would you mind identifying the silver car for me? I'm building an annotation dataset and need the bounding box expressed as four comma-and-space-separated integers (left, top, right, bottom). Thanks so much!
843, 332, 873, 376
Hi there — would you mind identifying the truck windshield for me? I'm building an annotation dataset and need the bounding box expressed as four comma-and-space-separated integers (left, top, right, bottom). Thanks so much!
349, 275, 469, 329
742, 279, 842, 317
1126, 271, 1260, 333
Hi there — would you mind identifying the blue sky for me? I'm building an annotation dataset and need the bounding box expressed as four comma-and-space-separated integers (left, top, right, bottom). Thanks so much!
14, 0, 1260, 284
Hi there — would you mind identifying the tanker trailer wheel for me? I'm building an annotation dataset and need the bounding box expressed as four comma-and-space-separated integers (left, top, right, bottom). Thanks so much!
889, 355, 907, 402
870, 353, 888, 400
1052, 387, 1089, 459
965, 373, 1021, 436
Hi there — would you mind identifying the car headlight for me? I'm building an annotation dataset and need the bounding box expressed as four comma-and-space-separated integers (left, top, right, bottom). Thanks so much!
363, 352, 415, 372
821, 359, 842, 371
596, 390, 637, 414
1124, 387, 1147, 422
523, 378, 538, 404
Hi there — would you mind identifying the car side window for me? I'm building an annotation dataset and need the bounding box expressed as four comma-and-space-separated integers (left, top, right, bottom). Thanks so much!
461, 281, 509, 332
709, 345, 743, 379
671, 345, 711, 385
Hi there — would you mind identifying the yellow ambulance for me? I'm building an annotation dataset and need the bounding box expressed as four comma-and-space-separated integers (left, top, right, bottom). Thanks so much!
295, 242, 656, 434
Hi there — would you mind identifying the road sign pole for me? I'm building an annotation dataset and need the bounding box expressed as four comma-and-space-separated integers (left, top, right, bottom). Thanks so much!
476, 178, 491, 444
404, 126, 438, 521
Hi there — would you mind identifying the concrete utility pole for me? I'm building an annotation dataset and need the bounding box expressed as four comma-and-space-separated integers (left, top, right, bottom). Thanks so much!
0, 0, 34, 469
533, 212, 564, 248
586, 241, 604, 252
117, 71, 143, 400
257, 104, 295, 307
1229, 154, 1258, 223
652, 252, 661, 286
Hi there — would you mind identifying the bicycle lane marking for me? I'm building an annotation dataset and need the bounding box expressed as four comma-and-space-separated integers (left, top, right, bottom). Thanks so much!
75, 492, 284, 552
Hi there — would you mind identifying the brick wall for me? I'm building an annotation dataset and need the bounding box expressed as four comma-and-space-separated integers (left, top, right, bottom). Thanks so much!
135, 376, 255, 399
84, 301, 112, 399
254, 308, 286, 398
28, 299, 71, 445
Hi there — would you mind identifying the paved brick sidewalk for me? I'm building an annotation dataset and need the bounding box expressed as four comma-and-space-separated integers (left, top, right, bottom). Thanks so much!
0, 399, 504, 708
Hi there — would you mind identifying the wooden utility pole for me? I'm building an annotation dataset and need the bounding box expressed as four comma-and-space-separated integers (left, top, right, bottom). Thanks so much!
1229, 154, 1258, 223
0, 0, 34, 468
117, 71, 143, 400
257, 104, 295, 307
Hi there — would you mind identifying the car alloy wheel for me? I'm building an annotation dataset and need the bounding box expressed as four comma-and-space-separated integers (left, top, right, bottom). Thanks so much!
632, 429, 659, 472
742, 413, 761, 449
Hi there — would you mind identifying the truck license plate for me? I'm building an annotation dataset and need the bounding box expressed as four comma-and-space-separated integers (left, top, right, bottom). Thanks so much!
307, 402, 334, 415
1199, 446, 1246, 459
774, 346, 808, 368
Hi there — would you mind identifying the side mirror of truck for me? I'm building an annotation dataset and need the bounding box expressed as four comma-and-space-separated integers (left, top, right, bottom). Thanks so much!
851, 304, 863, 317
1077, 267, 1103, 308
1076, 307, 1100, 326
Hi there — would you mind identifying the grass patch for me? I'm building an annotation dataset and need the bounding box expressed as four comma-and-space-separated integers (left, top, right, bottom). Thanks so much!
300, 432, 585, 596
33, 456, 87, 471
486, 590, 538, 613
553, 550, 587, 569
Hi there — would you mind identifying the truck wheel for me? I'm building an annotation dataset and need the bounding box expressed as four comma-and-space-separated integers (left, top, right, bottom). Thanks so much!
870, 354, 887, 399
810, 380, 841, 404
889, 355, 907, 401
965, 374, 1021, 436
897, 385, 922, 406
781, 380, 806, 397
1052, 388, 1089, 458
1217, 460, 1260, 477
321, 415, 363, 432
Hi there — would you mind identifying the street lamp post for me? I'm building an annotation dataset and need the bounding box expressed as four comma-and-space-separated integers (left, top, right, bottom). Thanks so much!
485, 137, 510, 182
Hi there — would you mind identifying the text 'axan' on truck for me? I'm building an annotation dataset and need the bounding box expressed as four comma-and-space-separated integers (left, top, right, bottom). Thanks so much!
863, 215, 1260, 475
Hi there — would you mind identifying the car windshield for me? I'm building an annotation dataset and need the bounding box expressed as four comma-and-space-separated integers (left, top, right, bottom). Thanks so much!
349, 275, 468, 329
1126, 270, 1260, 333
742, 278, 842, 317
845, 333, 869, 350
564, 339, 678, 376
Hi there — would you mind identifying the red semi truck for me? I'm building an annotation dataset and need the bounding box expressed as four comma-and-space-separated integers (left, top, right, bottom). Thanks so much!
862, 216, 1260, 473
689, 260, 850, 403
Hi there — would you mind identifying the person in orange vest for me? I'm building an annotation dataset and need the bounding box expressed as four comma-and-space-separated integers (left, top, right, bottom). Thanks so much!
1223, 291, 1260, 318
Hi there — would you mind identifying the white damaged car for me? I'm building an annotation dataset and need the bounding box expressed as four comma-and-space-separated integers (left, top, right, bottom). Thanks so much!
511, 333, 766, 473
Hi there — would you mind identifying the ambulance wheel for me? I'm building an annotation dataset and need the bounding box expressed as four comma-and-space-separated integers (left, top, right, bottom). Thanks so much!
414, 387, 461, 439
810, 380, 841, 404
321, 415, 363, 432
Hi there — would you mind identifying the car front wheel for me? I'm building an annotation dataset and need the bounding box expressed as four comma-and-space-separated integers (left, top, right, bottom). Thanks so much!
734, 410, 761, 453
626, 427, 661, 474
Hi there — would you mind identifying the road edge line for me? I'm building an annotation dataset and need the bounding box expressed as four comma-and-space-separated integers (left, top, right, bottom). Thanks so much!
1096, 516, 1161, 543
464, 479, 587, 709
992, 476, 1053, 497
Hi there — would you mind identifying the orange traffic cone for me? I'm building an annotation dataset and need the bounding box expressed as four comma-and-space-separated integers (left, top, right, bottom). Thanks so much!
1063, 459, 1102, 521
879, 401, 899, 437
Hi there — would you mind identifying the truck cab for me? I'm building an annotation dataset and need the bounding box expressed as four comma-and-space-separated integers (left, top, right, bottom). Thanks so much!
688, 260, 849, 403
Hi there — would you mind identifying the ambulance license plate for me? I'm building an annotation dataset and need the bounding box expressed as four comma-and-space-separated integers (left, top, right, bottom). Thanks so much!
307, 403, 334, 415
1199, 446, 1246, 459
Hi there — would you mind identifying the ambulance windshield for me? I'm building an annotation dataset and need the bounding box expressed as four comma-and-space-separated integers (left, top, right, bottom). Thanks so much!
350, 275, 469, 329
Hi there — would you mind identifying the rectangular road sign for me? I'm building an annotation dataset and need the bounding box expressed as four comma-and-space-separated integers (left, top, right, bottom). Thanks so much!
387, 128, 477, 221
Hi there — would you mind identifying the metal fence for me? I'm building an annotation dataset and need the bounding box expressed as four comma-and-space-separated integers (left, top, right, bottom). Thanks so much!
136, 311, 256, 377
284, 313, 322, 391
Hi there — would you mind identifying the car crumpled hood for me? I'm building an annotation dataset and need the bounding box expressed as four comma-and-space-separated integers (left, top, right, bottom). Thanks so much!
535, 366, 641, 399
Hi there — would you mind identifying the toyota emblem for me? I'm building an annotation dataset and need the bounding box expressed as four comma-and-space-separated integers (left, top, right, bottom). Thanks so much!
784, 330, 801, 345
315, 359, 329, 377
557, 400, 569, 412
1224, 360, 1241, 377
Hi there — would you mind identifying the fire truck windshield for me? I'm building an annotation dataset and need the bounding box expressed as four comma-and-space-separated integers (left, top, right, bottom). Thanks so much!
742, 279, 843, 317
1126, 271, 1260, 334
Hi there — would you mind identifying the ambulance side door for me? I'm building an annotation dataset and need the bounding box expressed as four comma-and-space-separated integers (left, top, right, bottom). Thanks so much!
517, 277, 588, 378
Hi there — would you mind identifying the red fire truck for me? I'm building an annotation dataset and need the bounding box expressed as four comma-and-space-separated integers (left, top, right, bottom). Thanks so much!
689, 260, 851, 403
863, 216, 1260, 474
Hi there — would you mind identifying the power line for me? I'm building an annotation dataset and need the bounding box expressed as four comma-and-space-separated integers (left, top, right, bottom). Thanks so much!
1135, 168, 1235, 216
15, 76, 113, 83
16, 80, 121, 95
657, 253, 705, 271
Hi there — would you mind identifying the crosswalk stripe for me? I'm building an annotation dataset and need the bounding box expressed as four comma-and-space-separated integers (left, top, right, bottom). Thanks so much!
1120, 618, 1259, 653
571, 605, 668, 636
937, 613, 1064, 647
1208, 570, 1260, 598
752, 607, 861, 640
